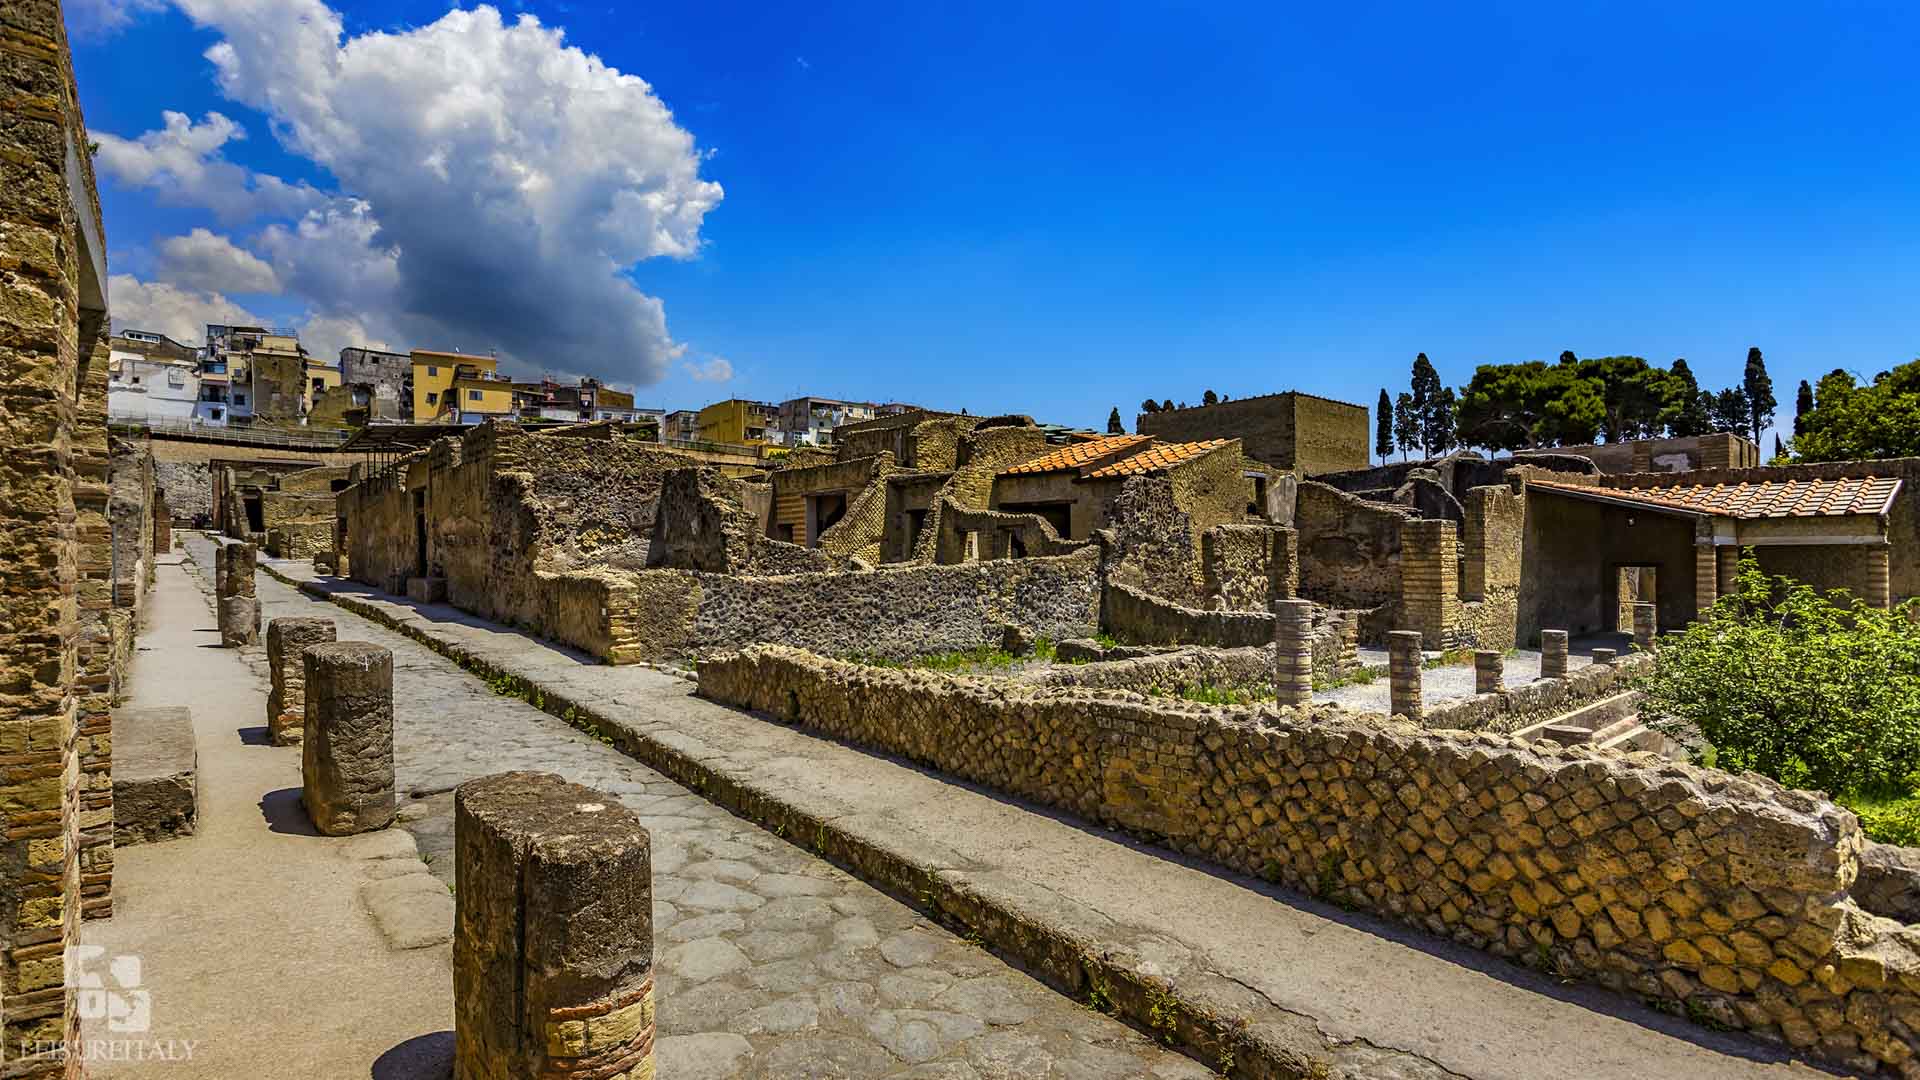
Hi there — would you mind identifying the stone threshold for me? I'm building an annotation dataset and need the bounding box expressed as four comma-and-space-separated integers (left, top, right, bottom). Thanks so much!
264, 560, 1830, 1080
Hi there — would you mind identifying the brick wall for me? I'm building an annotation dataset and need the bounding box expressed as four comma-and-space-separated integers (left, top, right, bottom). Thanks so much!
1136, 392, 1368, 475
1294, 480, 1408, 609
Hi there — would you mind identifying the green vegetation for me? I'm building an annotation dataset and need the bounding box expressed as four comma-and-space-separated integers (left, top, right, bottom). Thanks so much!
1638, 554, 1920, 841
1452, 352, 1769, 452
1313, 665, 1380, 691
1792, 359, 1920, 462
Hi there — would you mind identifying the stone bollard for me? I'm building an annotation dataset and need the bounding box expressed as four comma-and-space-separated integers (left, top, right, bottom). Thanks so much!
1540, 630, 1569, 680
302, 642, 396, 835
1593, 647, 1618, 666
217, 595, 260, 647
455, 772, 654, 1080
267, 617, 337, 746
1388, 630, 1423, 722
1272, 600, 1315, 707
1474, 650, 1504, 695
1631, 602, 1656, 649
219, 542, 256, 598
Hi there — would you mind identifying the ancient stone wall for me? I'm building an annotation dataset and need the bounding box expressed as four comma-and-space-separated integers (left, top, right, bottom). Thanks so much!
1, 0, 109, 1062
699, 646, 1920, 1076
1137, 392, 1368, 475
647, 466, 838, 575
1105, 581, 1275, 648
688, 548, 1100, 660
1201, 524, 1298, 611
1423, 652, 1650, 733
1095, 475, 1199, 604
932, 500, 1084, 564
1457, 482, 1525, 650
153, 458, 210, 524
1295, 480, 1409, 608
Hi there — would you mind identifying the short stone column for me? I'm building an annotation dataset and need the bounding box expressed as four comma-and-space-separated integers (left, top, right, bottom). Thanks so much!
302, 642, 396, 835
1593, 647, 1618, 666
455, 772, 654, 1080
1540, 630, 1569, 680
1271, 599, 1315, 708
1869, 544, 1893, 609
1337, 615, 1359, 674
218, 541, 255, 598
267, 617, 337, 746
1388, 630, 1423, 722
217, 595, 260, 647
1473, 650, 1504, 695
1631, 602, 1657, 649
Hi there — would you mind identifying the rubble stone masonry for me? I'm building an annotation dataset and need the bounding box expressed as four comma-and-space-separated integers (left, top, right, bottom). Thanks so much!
701, 646, 1920, 1075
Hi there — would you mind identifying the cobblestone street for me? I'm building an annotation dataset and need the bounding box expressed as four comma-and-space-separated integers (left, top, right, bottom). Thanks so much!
193, 535, 1212, 1079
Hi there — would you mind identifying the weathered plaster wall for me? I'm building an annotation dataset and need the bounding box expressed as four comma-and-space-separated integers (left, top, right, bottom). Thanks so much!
1201, 524, 1298, 611
153, 458, 210, 523
1519, 490, 1698, 643
699, 646, 1920, 1077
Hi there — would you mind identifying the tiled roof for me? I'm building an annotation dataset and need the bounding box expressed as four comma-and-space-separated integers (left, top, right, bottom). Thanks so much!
1000, 434, 1151, 476
1083, 439, 1232, 479
1529, 476, 1901, 520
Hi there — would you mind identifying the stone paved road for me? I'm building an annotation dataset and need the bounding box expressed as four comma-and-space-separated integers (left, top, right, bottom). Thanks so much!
194, 537, 1212, 1080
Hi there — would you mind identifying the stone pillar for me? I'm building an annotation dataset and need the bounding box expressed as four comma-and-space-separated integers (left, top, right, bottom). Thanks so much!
1398, 519, 1459, 645
267, 618, 337, 746
1540, 630, 1568, 680
1593, 647, 1618, 666
1631, 602, 1657, 648
455, 772, 655, 1080
219, 541, 256, 598
1388, 630, 1424, 722
218, 595, 260, 648
1868, 544, 1893, 609
1337, 615, 1359, 674
1474, 650, 1504, 695
302, 643, 396, 835
1272, 599, 1315, 708
1694, 544, 1718, 618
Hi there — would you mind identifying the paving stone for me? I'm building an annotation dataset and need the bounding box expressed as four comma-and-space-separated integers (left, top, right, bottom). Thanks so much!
237, 550, 1221, 1080
934, 978, 1038, 1026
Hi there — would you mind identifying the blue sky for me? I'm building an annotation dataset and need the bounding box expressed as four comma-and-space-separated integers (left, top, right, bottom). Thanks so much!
71, 0, 1920, 440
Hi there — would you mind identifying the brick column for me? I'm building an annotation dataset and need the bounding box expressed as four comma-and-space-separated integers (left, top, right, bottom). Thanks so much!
1398, 519, 1459, 645
1540, 629, 1568, 679
1338, 614, 1359, 674
1631, 602, 1657, 649
1694, 543, 1718, 618
1474, 650, 1504, 695
1716, 545, 1740, 599
1388, 630, 1424, 722
1272, 599, 1315, 708
1868, 544, 1892, 609
302, 643, 396, 835
267, 618, 337, 746
456, 772, 655, 1080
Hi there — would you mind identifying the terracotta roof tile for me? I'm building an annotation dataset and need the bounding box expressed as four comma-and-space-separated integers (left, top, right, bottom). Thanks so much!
1084, 439, 1232, 479
1000, 434, 1151, 476
1529, 476, 1901, 520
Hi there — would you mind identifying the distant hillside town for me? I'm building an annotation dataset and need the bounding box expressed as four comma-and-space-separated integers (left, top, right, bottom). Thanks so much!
108, 325, 953, 452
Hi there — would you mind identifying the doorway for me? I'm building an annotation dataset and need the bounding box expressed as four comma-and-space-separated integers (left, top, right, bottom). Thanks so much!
1614, 565, 1657, 632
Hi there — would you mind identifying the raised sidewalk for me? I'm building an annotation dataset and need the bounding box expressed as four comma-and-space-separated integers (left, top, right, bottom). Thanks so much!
276, 560, 1833, 1080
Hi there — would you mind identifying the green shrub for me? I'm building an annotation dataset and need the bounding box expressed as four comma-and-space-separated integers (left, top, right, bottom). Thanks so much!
1841, 790, 1920, 846
1637, 553, 1920, 797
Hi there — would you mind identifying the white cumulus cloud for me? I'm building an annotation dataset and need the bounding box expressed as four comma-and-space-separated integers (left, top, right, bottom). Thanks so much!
66, 0, 167, 38
155, 228, 280, 294
108, 274, 265, 346
93, 111, 326, 224
683, 355, 734, 383
142, 0, 725, 386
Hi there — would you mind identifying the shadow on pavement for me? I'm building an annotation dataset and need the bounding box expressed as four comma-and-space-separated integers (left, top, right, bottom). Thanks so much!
260, 786, 321, 837
370, 1031, 453, 1080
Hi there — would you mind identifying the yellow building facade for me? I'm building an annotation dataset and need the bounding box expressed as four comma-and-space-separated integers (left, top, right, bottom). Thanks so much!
412, 349, 500, 422
696, 398, 777, 445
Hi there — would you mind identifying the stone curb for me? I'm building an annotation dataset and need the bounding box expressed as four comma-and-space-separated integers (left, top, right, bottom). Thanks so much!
265, 564, 1513, 1079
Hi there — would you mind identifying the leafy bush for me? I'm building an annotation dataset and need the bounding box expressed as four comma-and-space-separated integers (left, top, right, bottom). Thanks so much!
1637, 554, 1920, 797
1841, 791, 1920, 847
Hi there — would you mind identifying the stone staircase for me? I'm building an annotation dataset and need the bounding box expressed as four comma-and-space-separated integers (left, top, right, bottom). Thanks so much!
1513, 689, 1683, 758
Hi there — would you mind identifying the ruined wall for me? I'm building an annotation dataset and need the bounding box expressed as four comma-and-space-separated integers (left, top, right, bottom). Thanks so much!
249, 348, 306, 421
1553, 433, 1761, 475
1104, 582, 1275, 648
1095, 475, 1199, 604
1201, 524, 1298, 611
1424, 652, 1650, 733
687, 548, 1100, 659
1021, 641, 1346, 694
647, 466, 838, 575
1458, 482, 1526, 650
1295, 480, 1410, 608
700, 647, 1920, 1077
0, 0, 106, 1062
153, 458, 210, 524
